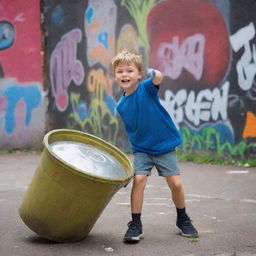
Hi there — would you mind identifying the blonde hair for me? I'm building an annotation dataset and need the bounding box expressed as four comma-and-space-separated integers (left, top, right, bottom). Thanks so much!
111, 50, 143, 73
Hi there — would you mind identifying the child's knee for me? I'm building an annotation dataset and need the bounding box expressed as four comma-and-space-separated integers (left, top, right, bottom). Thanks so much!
133, 175, 147, 187
172, 181, 183, 192
166, 177, 183, 192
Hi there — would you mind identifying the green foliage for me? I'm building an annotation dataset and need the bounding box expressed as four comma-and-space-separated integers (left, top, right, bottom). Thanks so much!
177, 150, 256, 167
1, 147, 16, 153
189, 237, 199, 243
0, 148, 43, 154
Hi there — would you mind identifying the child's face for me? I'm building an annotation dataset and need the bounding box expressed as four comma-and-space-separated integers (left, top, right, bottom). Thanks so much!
114, 62, 142, 93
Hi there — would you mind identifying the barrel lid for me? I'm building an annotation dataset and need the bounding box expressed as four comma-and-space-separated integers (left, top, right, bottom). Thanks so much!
43, 129, 133, 184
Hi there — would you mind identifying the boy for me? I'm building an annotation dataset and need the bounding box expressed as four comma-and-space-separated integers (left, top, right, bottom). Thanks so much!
112, 50, 198, 243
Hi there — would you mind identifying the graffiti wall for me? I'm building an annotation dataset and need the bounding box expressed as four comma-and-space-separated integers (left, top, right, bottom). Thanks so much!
0, 0, 47, 149
44, 0, 256, 158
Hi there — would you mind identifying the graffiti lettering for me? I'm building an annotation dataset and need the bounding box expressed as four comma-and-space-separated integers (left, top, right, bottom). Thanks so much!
160, 81, 230, 128
0, 79, 42, 133
50, 29, 84, 111
88, 69, 107, 93
14, 13, 26, 22
52, 6, 64, 26
87, 68, 113, 95
157, 34, 205, 80
230, 22, 256, 91
84, 0, 116, 67
0, 21, 15, 50
117, 24, 140, 53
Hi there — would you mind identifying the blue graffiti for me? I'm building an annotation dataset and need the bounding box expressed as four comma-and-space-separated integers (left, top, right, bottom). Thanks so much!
85, 7, 94, 24
105, 94, 116, 117
98, 32, 108, 49
52, 5, 64, 26
77, 101, 90, 121
213, 123, 234, 144
3, 84, 41, 133
0, 21, 15, 50
181, 122, 235, 150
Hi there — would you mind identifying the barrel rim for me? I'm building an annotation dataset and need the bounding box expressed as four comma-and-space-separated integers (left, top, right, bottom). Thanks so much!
43, 129, 133, 185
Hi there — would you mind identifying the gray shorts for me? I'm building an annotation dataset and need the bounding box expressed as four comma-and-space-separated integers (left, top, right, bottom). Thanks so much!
133, 150, 180, 177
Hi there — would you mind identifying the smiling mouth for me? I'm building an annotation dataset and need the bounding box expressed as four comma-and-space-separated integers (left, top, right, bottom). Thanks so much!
121, 79, 130, 83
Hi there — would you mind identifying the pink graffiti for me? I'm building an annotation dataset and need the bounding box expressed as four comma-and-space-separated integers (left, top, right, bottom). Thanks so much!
157, 34, 205, 80
0, 96, 7, 116
50, 29, 85, 111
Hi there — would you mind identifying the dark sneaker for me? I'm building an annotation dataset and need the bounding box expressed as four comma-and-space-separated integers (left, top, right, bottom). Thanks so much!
123, 221, 143, 243
176, 215, 198, 238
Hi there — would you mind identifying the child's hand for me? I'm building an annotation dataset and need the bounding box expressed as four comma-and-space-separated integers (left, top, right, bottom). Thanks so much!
146, 68, 156, 77
148, 69, 163, 85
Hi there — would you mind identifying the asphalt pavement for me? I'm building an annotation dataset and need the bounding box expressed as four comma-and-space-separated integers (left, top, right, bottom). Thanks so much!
0, 151, 256, 256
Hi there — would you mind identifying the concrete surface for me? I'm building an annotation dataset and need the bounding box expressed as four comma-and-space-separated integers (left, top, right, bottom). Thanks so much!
0, 151, 256, 256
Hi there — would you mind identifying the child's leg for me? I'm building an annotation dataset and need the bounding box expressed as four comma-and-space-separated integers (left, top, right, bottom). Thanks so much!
124, 152, 152, 243
165, 175, 185, 209
131, 174, 148, 214
165, 175, 198, 237
123, 174, 147, 243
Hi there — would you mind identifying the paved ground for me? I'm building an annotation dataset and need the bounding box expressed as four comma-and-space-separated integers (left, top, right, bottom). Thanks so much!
0, 151, 256, 256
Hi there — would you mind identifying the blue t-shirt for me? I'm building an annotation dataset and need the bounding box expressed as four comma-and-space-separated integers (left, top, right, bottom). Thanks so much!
116, 76, 182, 155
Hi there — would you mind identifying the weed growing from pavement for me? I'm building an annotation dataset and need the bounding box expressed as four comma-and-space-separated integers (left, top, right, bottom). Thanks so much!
189, 237, 199, 243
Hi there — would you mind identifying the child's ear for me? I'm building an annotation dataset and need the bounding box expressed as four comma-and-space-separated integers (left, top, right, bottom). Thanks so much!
139, 71, 143, 80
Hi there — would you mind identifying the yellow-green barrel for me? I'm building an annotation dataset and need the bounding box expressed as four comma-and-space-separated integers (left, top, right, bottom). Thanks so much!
19, 129, 133, 242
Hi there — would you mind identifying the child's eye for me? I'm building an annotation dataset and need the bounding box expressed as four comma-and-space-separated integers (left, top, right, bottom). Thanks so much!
128, 70, 133, 73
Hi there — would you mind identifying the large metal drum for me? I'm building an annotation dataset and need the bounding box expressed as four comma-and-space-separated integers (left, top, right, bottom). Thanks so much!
19, 129, 133, 242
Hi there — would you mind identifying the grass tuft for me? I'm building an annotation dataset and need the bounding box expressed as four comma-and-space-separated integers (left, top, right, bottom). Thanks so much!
177, 150, 256, 167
